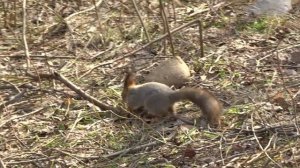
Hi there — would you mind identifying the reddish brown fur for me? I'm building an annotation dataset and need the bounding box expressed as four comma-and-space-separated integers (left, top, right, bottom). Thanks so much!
122, 72, 222, 128
169, 88, 222, 127
121, 72, 136, 102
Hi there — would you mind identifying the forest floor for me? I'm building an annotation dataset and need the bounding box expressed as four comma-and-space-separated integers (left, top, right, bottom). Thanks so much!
0, 0, 300, 167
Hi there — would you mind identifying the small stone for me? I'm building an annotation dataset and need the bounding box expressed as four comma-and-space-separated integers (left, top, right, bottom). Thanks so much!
247, 0, 292, 16
145, 56, 190, 87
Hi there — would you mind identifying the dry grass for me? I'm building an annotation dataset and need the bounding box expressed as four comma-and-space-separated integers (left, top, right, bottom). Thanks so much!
0, 0, 300, 167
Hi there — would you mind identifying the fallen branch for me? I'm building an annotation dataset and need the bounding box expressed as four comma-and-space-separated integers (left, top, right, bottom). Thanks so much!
53, 72, 124, 113
26, 72, 126, 115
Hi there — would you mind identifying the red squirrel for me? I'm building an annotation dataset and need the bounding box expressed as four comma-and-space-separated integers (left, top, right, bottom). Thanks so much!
122, 72, 223, 127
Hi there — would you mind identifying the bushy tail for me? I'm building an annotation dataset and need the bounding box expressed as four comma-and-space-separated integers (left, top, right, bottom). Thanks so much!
121, 71, 136, 101
169, 88, 222, 127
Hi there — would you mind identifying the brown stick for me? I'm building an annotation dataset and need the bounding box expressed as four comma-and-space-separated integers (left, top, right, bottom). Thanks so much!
52, 72, 125, 113
75, 19, 204, 75
26, 72, 126, 114
132, 0, 150, 42
159, 0, 175, 57
22, 0, 31, 71
198, 20, 204, 58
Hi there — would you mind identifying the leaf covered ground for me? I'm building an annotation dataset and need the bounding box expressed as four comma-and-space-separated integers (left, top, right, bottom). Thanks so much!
0, 0, 300, 167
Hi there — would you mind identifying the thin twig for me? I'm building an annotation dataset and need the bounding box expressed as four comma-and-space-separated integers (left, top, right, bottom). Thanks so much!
0, 107, 44, 128
6, 156, 57, 165
13, 133, 43, 168
64, 111, 83, 141
0, 79, 21, 93
159, 0, 175, 57
92, 0, 101, 21
250, 113, 282, 167
132, 0, 150, 42
0, 54, 77, 59
0, 159, 6, 168
171, 0, 177, 23
198, 20, 204, 58
246, 151, 264, 165
256, 65, 300, 68
160, 1, 167, 55
101, 19, 202, 65
64, 0, 104, 22
22, 0, 31, 71
189, 2, 226, 17
75, 19, 203, 76
258, 43, 300, 61
53, 148, 89, 167
26, 72, 127, 115
0, 90, 26, 111
246, 133, 276, 165
26, 72, 55, 81
91, 42, 115, 60
83, 132, 176, 160
53, 72, 126, 114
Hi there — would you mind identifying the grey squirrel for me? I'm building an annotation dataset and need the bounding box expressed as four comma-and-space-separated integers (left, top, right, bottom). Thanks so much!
122, 72, 223, 127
